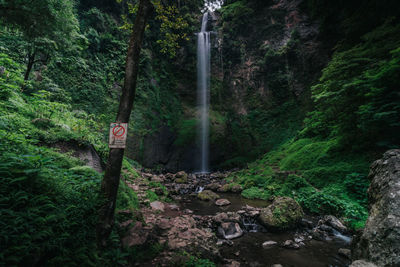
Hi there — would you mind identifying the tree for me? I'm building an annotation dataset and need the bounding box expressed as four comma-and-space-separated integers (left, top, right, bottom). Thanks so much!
0, 0, 80, 81
96, 0, 192, 247
96, 0, 153, 247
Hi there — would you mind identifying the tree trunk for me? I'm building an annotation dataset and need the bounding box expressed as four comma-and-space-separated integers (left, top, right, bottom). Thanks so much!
96, 0, 153, 248
24, 51, 35, 81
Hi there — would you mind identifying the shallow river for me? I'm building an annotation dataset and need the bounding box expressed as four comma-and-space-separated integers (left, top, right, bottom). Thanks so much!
180, 192, 351, 267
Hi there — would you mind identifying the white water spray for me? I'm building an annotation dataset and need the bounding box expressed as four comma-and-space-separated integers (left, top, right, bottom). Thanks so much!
197, 12, 211, 173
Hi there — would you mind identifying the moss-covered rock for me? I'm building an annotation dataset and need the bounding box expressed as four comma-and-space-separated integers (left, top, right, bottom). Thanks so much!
174, 171, 188, 184
198, 190, 220, 201
259, 197, 304, 230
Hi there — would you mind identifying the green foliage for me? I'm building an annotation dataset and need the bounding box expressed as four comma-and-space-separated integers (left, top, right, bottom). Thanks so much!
241, 186, 271, 200
228, 137, 370, 229
0, 53, 139, 265
220, 0, 254, 26
302, 20, 400, 149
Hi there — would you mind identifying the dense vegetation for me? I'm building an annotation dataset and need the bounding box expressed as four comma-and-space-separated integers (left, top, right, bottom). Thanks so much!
1, 0, 399, 265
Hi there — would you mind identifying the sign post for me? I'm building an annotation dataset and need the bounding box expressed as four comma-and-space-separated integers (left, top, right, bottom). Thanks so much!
109, 123, 128, 148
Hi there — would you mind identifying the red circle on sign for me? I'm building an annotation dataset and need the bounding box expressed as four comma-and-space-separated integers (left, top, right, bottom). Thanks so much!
112, 125, 125, 137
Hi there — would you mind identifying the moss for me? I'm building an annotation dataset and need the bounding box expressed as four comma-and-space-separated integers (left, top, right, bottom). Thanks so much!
197, 190, 220, 201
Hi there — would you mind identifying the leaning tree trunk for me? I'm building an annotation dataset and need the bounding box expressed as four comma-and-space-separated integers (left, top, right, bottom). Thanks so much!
96, 0, 153, 248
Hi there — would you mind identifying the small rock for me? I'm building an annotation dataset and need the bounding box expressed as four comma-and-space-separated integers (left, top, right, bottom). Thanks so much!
150, 201, 165, 212
271, 265, 283, 267
234, 251, 240, 256
338, 248, 351, 259
217, 239, 234, 246
262, 240, 278, 249
168, 204, 180, 211
216, 199, 231, 206
224, 260, 241, 267
231, 184, 243, 193
300, 218, 314, 229
184, 209, 194, 214
282, 240, 300, 249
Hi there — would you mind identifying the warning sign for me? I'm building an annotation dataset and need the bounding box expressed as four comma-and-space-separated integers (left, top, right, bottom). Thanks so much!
109, 123, 128, 148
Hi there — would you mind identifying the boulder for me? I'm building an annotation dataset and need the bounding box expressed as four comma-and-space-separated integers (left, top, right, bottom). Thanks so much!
352, 150, 400, 267
206, 182, 221, 191
215, 199, 231, 206
319, 215, 347, 233
198, 190, 220, 201
259, 197, 304, 230
262, 240, 278, 249
175, 171, 188, 183
217, 222, 243, 240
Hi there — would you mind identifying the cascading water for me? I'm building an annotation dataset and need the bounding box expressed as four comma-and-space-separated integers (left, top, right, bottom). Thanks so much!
197, 12, 211, 173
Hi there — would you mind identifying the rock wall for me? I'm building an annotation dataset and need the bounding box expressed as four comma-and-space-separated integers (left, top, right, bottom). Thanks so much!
352, 149, 400, 266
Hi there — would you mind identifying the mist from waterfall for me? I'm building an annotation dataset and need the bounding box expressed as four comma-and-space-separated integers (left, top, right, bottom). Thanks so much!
197, 12, 211, 173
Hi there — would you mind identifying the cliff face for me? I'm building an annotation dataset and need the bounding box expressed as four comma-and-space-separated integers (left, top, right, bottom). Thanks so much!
207, 0, 332, 168
126, 0, 332, 172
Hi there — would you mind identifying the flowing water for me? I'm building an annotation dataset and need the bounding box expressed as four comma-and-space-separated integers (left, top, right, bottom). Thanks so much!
180, 193, 351, 267
197, 12, 211, 173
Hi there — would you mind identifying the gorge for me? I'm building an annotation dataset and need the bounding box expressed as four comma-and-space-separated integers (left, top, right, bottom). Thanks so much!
0, 0, 399, 266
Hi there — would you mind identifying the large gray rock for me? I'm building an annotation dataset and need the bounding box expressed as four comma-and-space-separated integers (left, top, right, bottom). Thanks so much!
349, 260, 377, 267
352, 149, 400, 266
259, 197, 304, 230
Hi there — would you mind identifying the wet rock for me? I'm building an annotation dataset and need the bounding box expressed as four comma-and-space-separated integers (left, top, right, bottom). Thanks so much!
218, 222, 243, 240
282, 239, 300, 249
338, 248, 351, 259
271, 265, 283, 267
198, 190, 220, 201
259, 197, 304, 230
206, 182, 221, 191
320, 215, 347, 233
300, 218, 314, 229
352, 149, 400, 267
175, 171, 188, 183
215, 199, 231, 206
150, 201, 165, 212
262, 240, 278, 249
213, 212, 241, 223
311, 228, 328, 241
349, 260, 378, 267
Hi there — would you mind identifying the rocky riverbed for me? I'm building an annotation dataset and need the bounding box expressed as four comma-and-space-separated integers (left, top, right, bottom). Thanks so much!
120, 170, 353, 266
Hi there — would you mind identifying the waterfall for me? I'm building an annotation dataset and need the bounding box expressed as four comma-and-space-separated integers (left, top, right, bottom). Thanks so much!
197, 12, 211, 173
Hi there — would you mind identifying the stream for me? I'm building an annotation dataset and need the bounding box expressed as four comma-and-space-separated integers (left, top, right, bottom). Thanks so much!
179, 192, 351, 267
